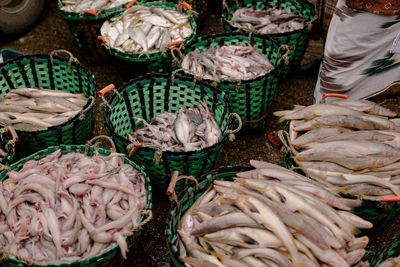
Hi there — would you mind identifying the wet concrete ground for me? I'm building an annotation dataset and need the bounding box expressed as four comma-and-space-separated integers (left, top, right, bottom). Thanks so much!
2, 0, 400, 266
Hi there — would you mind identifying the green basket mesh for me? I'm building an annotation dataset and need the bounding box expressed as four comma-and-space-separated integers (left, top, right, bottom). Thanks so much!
0, 144, 152, 267
221, 0, 316, 79
284, 152, 400, 232
179, 32, 283, 130
369, 236, 400, 266
0, 54, 96, 156
58, 1, 136, 63
164, 166, 252, 267
103, 1, 197, 74
104, 73, 234, 192
0, 126, 15, 166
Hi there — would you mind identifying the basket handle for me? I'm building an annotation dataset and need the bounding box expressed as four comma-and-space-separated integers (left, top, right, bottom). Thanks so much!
306, 14, 318, 32
125, 0, 137, 9
84, 10, 98, 16
277, 45, 291, 66
127, 141, 144, 158
7, 126, 18, 143
49, 49, 79, 70
78, 96, 95, 121
225, 113, 242, 141
85, 135, 117, 154
98, 36, 107, 45
321, 93, 348, 103
126, 210, 153, 236
167, 170, 199, 205
98, 84, 122, 111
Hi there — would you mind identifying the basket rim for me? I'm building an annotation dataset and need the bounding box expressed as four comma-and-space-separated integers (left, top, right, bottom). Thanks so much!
0, 144, 153, 266
165, 165, 253, 267
57, 0, 126, 20
103, 73, 233, 157
102, 1, 197, 62
180, 32, 281, 86
221, 0, 316, 37
0, 127, 14, 166
0, 54, 97, 134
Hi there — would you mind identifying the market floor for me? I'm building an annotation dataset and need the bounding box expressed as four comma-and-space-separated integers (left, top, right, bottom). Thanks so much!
2, 0, 400, 266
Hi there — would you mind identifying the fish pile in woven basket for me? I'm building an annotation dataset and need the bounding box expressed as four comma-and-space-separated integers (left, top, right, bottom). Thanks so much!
60, 0, 131, 12
101, 4, 193, 54
0, 88, 89, 132
274, 99, 400, 200
181, 45, 274, 81
128, 101, 221, 153
178, 160, 370, 267
227, 7, 306, 34
0, 149, 147, 264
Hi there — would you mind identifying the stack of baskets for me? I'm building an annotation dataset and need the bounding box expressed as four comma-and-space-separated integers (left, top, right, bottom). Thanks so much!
221, 0, 316, 79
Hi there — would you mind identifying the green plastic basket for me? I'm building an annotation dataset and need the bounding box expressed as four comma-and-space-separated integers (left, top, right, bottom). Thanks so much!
0, 52, 96, 156
0, 143, 153, 266
164, 165, 252, 267
283, 146, 400, 232
368, 236, 400, 266
58, 1, 134, 63
102, 1, 198, 74
103, 73, 237, 192
221, 0, 316, 79
179, 32, 284, 130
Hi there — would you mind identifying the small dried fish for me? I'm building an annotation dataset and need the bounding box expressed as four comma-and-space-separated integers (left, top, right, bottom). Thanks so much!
129, 101, 221, 152
227, 7, 306, 34
101, 5, 193, 54
182, 45, 274, 81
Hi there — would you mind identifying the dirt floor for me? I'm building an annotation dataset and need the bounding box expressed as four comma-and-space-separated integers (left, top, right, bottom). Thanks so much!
2, 0, 400, 266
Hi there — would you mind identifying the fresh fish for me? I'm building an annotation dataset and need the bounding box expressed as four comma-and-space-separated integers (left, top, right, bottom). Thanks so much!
182, 45, 273, 81
330, 99, 397, 117
60, 0, 131, 12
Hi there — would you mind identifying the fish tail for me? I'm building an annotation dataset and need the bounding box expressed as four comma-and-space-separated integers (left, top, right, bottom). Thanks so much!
273, 110, 290, 119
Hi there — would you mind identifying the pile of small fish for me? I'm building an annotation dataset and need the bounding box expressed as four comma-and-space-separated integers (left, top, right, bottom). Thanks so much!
129, 101, 221, 152
101, 5, 193, 54
178, 160, 371, 267
181, 45, 274, 81
0, 88, 88, 132
381, 256, 400, 267
0, 149, 147, 264
274, 99, 400, 198
227, 7, 306, 34
60, 0, 131, 12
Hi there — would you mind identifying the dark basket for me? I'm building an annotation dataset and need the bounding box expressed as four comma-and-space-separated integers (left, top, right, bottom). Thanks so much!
0, 52, 96, 156
0, 144, 152, 267
58, 1, 133, 63
221, 0, 316, 79
102, 1, 197, 74
164, 165, 252, 267
368, 236, 400, 267
283, 148, 400, 232
178, 32, 285, 130
103, 73, 237, 192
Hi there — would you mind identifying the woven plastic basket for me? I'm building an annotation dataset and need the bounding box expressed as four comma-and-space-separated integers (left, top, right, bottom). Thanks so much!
164, 166, 252, 267
177, 32, 286, 130
221, 0, 316, 79
100, 1, 197, 74
282, 131, 400, 232
58, 1, 134, 63
0, 50, 96, 156
103, 73, 239, 192
0, 138, 153, 266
